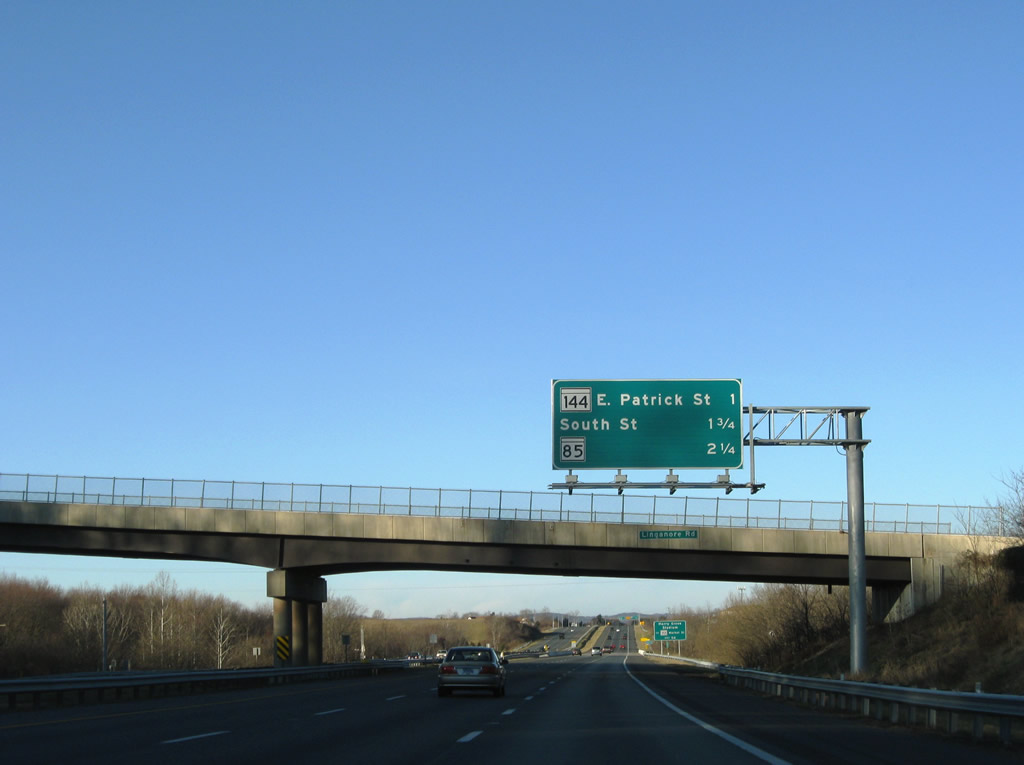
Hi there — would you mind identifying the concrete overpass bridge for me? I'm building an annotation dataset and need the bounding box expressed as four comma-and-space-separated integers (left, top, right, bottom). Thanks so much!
0, 473, 1012, 667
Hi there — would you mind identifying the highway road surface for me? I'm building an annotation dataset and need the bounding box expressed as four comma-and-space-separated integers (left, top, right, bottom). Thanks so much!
1, 652, 1018, 764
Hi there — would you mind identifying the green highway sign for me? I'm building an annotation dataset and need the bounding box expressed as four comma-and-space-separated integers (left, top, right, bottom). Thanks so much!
653, 620, 687, 641
552, 379, 742, 470
639, 530, 697, 540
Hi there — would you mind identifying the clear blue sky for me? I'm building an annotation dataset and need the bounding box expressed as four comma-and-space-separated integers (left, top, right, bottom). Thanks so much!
3, 2, 1022, 618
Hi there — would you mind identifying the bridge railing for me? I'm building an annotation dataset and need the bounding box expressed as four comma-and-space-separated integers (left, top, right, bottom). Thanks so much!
0, 472, 998, 536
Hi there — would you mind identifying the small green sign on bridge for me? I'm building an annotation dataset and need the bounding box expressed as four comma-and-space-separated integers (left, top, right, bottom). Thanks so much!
639, 530, 697, 540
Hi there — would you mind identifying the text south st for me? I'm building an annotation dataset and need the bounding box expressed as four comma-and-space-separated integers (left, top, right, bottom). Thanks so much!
561, 417, 638, 431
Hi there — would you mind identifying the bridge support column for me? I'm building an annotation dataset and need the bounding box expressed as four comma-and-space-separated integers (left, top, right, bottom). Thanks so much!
292, 600, 309, 667
308, 602, 323, 665
273, 597, 291, 667
873, 558, 949, 623
267, 570, 327, 667
870, 584, 908, 623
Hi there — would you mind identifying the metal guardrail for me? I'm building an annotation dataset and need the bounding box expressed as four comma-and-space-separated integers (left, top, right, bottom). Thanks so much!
0, 660, 413, 711
0, 472, 999, 536
641, 652, 1024, 745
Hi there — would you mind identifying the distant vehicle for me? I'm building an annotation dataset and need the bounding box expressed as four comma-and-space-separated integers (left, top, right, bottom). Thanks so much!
406, 652, 423, 660
602, 646, 613, 654
570, 647, 582, 655
437, 646, 507, 697
591, 647, 602, 656
619, 644, 626, 649
435, 650, 446, 659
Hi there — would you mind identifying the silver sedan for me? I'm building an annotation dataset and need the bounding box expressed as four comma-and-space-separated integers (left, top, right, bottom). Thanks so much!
437, 646, 507, 697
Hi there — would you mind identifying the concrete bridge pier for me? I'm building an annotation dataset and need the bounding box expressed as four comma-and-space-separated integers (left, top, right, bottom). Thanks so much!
267, 570, 327, 667
872, 557, 952, 624
870, 584, 907, 623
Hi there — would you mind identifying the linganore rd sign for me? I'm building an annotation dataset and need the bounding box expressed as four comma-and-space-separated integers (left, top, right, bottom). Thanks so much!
551, 379, 742, 470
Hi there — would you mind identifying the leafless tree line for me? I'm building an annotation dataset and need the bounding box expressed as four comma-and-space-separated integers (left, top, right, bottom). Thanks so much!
0, 571, 272, 677
0, 572, 543, 677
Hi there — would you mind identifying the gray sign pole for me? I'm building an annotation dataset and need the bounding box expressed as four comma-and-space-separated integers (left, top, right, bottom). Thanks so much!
102, 598, 108, 672
844, 409, 868, 674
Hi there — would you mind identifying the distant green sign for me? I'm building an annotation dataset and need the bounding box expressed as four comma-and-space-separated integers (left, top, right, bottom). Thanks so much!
653, 620, 687, 641
551, 379, 742, 470
640, 530, 697, 540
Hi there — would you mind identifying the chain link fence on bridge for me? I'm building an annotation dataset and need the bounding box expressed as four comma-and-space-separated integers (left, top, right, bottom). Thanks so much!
0, 472, 1002, 536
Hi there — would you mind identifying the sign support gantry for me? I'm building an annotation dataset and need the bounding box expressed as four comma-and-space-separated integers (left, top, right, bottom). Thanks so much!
550, 405, 869, 495
549, 401, 871, 677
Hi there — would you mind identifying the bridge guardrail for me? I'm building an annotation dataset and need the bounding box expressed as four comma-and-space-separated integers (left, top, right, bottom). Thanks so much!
0, 472, 999, 535
0, 660, 411, 712
641, 651, 1024, 745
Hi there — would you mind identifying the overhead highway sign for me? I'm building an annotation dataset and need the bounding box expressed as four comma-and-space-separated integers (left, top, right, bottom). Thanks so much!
552, 379, 742, 470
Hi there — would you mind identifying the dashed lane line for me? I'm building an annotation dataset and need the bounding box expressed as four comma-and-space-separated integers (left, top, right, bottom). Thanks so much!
161, 731, 230, 745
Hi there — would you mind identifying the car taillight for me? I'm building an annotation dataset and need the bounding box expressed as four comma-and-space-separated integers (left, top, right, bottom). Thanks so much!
440, 665, 457, 674
480, 665, 497, 675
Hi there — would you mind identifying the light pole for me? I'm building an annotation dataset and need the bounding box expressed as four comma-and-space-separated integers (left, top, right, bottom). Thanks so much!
102, 599, 109, 672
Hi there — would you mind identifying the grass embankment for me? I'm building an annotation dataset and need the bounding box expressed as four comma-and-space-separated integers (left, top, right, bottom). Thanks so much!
784, 596, 1024, 693
660, 551, 1024, 695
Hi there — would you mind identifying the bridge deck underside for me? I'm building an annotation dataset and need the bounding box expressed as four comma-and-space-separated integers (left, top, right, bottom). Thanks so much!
0, 523, 910, 587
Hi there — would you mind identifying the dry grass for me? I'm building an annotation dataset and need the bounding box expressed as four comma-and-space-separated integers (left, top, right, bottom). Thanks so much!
772, 562, 1024, 694
670, 550, 1024, 695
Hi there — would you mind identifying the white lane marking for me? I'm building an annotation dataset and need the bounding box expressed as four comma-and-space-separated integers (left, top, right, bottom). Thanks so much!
524, 695, 535, 701
624, 661, 791, 765
315, 708, 346, 716
457, 730, 483, 743
502, 708, 516, 715
386, 695, 406, 701
161, 731, 230, 745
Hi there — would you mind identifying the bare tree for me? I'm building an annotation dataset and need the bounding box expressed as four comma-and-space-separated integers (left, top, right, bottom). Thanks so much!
210, 602, 239, 669
145, 572, 181, 668
993, 468, 1024, 540
62, 588, 103, 668
0, 574, 68, 676
323, 596, 364, 662
104, 585, 142, 670
487, 613, 515, 650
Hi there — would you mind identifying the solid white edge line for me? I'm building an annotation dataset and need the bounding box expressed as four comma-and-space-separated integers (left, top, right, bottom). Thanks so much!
315, 708, 346, 716
457, 730, 483, 743
623, 658, 792, 765
161, 731, 230, 744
